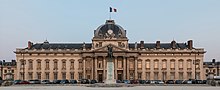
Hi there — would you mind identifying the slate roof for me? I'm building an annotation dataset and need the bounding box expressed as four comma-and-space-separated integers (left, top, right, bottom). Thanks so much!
28, 42, 188, 50
129, 43, 188, 49
28, 43, 92, 50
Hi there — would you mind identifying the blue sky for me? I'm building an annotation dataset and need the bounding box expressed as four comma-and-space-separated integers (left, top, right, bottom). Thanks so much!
0, 0, 220, 61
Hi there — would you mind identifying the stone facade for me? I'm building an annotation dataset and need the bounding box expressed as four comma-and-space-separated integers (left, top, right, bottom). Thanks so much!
203, 59, 220, 79
0, 60, 17, 80
15, 20, 206, 82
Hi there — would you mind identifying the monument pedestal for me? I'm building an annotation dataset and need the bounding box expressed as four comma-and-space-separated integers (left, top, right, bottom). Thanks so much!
105, 61, 116, 84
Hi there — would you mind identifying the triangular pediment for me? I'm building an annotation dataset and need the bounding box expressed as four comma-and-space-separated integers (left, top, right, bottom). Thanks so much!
93, 44, 127, 52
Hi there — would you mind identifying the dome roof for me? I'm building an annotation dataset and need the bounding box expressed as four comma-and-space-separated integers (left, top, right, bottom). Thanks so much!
94, 20, 126, 39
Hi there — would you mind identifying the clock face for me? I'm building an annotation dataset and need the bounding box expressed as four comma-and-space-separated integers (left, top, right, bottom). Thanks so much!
107, 29, 113, 34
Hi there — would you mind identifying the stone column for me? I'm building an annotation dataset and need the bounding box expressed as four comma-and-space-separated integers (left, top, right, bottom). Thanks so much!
49, 60, 53, 81
135, 57, 138, 80
142, 59, 146, 80
103, 56, 106, 80
114, 56, 117, 80
16, 59, 21, 80
94, 57, 98, 80
33, 59, 37, 80
91, 57, 94, 80
123, 56, 126, 80
66, 60, 70, 80
24, 60, 28, 80
127, 58, 130, 79
41, 60, 45, 80
83, 58, 86, 79
74, 59, 79, 80
58, 59, 62, 80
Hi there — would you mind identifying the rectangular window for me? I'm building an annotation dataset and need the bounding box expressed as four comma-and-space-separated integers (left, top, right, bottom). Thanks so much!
28, 73, 33, 80
146, 72, 150, 80
162, 61, 166, 69
170, 72, 175, 80
54, 72, 58, 80
179, 72, 183, 80
70, 73, 74, 79
70, 61, 74, 70
46, 61, 49, 70
4, 70, 7, 73
129, 72, 134, 79
170, 61, 175, 70
187, 72, 192, 79
196, 72, 200, 79
62, 61, 66, 69
154, 61, 158, 69
54, 61, 58, 70
129, 61, 134, 69
46, 73, 49, 80
117, 60, 123, 69
62, 73, 66, 79
145, 61, 150, 69
98, 60, 102, 69
37, 73, 41, 80
187, 61, 191, 68
79, 73, 83, 79
37, 61, 41, 70
137, 60, 142, 69
179, 61, 183, 68
154, 72, 158, 80
138, 73, 142, 79
29, 61, 33, 70
79, 61, 83, 70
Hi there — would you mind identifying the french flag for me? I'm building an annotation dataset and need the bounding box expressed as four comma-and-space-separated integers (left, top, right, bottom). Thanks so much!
110, 7, 117, 12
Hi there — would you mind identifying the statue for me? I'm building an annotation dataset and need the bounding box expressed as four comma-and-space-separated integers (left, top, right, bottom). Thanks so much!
107, 45, 113, 61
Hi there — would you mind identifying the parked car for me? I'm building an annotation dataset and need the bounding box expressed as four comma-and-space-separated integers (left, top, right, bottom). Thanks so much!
13, 80, 22, 84
41, 80, 51, 84
145, 80, 151, 84
28, 79, 41, 84
116, 80, 122, 83
60, 79, 69, 84
175, 80, 183, 84
202, 80, 207, 84
53, 80, 61, 84
183, 80, 192, 84
90, 80, 97, 84
122, 80, 130, 84
130, 80, 138, 84
19, 80, 30, 84
69, 80, 77, 84
80, 79, 89, 84
138, 80, 146, 84
150, 80, 157, 84
166, 80, 175, 84
195, 80, 203, 84
157, 80, 164, 84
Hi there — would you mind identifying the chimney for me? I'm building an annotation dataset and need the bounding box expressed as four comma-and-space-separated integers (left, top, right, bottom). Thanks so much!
140, 41, 144, 49
156, 41, 160, 49
171, 40, 176, 49
187, 40, 193, 49
28, 41, 32, 49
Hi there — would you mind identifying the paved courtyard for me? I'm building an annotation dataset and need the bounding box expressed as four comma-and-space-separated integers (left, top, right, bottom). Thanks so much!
1, 85, 220, 90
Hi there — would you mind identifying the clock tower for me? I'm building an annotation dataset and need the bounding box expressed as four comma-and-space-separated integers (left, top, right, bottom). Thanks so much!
92, 20, 128, 50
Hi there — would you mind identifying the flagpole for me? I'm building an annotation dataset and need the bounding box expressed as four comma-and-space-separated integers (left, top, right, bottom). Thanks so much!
109, 12, 111, 20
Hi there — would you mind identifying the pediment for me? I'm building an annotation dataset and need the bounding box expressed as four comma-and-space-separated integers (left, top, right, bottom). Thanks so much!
93, 44, 127, 52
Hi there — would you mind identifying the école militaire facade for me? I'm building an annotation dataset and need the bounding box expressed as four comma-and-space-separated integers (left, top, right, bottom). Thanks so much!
15, 20, 206, 82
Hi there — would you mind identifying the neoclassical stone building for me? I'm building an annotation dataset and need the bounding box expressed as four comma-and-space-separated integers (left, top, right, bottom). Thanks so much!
15, 20, 206, 82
